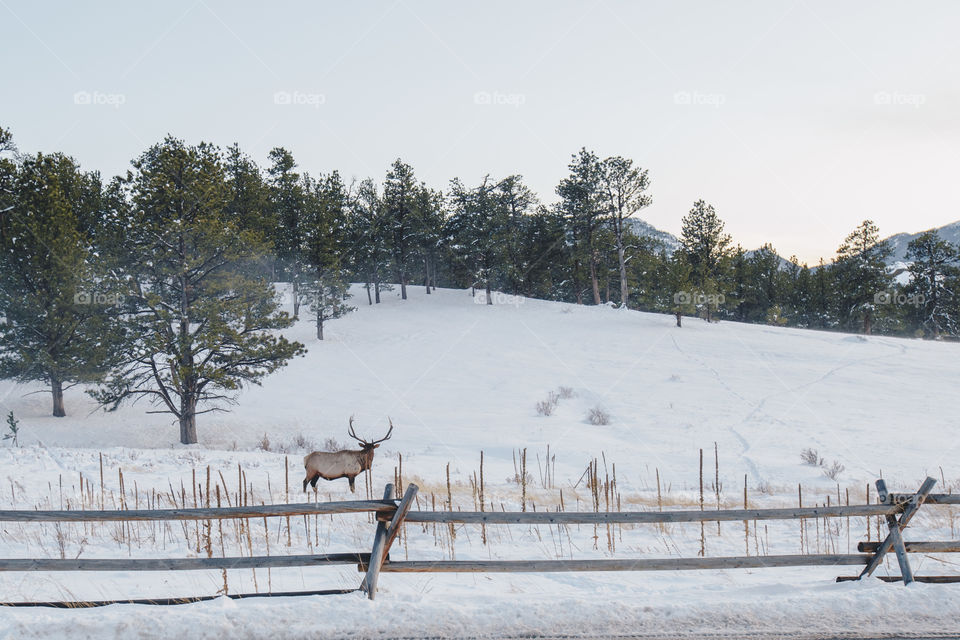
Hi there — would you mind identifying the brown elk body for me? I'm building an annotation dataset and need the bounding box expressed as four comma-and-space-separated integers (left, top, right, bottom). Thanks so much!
302, 418, 393, 493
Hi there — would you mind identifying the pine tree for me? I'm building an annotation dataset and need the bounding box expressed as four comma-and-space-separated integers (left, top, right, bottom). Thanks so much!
348, 178, 391, 305
383, 159, 419, 300
302, 171, 353, 340
267, 147, 305, 317
225, 144, 273, 278
557, 148, 605, 304
495, 175, 538, 295
0, 151, 121, 416
905, 231, 958, 337
414, 183, 444, 295
678, 200, 732, 322
92, 137, 305, 444
598, 156, 652, 308
832, 220, 891, 334
446, 176, 508, 304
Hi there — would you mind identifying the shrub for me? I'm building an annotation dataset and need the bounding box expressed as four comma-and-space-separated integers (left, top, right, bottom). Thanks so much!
536, 400, 555, 416
557, 386, 575, 399
821, 460, 845, 480
587, 407, 610, 425
800, 448, 820, 466
536, 391, 560, 416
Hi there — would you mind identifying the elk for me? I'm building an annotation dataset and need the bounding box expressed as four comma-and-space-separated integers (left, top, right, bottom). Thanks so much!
302, 417, 393, 493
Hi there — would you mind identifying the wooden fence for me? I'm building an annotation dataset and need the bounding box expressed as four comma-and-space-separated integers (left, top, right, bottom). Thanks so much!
0, 476, 955, 605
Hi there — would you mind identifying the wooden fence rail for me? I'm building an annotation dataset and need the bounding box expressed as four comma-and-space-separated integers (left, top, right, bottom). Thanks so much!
0, 500, 397, 522
0, 475, 954, 605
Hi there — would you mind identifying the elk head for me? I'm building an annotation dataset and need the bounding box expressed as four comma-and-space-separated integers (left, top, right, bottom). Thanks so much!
348, 416, 393, 460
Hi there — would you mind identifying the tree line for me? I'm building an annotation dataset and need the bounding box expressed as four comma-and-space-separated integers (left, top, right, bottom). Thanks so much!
1, 126, 957, 441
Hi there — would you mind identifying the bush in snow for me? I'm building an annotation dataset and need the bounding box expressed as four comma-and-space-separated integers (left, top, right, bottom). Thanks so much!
557, 386, 575, 399
800, 448, 821, 466
587, 407, 610, 425
536, 391, 560, 416
821, 460, 845, 480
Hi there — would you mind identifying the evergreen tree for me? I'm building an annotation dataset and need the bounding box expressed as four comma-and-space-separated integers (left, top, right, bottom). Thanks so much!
832, 220, 891, 334
905, 231, 959, 337
225, 144, 273, 278
302, 171, 353, 340
0, 151, 120, 416
598, 156, 652, 308
446, 176, 508, 304
678, 200, 732, 321
495, 175, 538, 295
348, 178, 391, 304
93, 137, 304, 444
557, 148, 605, 304
414, 183, 444, 295
383, 159, 420, 300
267, 147, 305, 317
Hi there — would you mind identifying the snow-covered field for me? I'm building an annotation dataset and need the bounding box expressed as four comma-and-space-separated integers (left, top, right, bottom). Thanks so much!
2, 285, 960, 639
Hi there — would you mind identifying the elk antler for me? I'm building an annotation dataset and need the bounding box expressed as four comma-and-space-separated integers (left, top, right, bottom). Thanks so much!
347, 415, 365, 444
369, 418, 394, 445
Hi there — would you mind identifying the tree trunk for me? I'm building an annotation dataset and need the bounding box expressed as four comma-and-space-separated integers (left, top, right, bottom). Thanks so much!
486, 281, 492, 305
589, 259, 601, 305
374, 271, 381, 304
617, 239, 629, 309
51, 375, 65, 417
180, 394, 198, 445
424, 257, 431, 294
365, 279, 372, 306
863, 310, 872, 335
399, 266, 407, 300
676, 311, 682, 327
292, 275, 300, 319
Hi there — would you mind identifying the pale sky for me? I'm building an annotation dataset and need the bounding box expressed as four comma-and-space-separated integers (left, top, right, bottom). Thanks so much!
2, 0, 959, 264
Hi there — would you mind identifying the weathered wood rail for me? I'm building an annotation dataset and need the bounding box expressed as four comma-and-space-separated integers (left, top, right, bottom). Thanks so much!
0, 476, 956, 605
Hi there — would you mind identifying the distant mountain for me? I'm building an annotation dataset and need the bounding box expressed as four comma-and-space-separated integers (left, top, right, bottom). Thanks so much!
883, 220, 960, 263
625, 218, 680, 253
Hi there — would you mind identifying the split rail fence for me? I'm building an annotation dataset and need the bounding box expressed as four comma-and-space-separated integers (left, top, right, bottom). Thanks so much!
0, 476, 956, 605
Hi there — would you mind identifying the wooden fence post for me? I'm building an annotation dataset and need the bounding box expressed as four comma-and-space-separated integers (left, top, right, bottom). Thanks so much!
859, 477, 936, 583
361, 483, 418, 600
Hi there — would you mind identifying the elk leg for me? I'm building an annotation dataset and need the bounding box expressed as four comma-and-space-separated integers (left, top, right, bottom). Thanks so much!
310, 473, 321, 489
348, 476, 356, 493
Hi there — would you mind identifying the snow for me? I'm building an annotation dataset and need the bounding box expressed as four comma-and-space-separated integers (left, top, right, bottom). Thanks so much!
2, 285, 960, 638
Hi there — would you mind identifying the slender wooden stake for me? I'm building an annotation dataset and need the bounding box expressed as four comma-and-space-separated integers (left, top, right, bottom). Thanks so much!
699, 449, 705, 557
446, 463, 455, 543
799, 484, 804, 554
744, 474, 749, 556
285, 457, 291, 547
715, 442, 721, 536
479, 451, 486, 546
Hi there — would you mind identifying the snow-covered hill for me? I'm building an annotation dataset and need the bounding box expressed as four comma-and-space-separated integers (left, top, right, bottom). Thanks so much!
2, 286, 960, 638
3, 284, 955, 488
